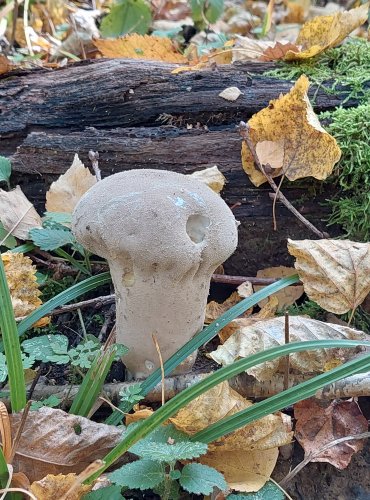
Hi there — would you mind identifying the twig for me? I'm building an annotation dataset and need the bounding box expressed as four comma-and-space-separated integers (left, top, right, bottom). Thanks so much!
280, 431, 370, 487
9, 401, 31, 462
0, 206, 32, 246
89, 150, 101, 182
26, 365, 44, 401
238, 121, 329, 239
60, 460, 104, 500
152, 334, 165, 406
23, 0, 33, 56
211, 274, 302, 286
284, 312, 290, 391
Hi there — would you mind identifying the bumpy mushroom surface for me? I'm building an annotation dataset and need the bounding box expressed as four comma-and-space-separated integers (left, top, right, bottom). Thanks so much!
72, 169, 238, 378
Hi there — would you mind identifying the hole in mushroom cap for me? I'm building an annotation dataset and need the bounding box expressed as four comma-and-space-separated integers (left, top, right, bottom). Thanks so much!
186, 214, 210, 244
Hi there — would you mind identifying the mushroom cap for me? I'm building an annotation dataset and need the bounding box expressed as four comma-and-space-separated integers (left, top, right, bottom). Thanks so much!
72, 169, 238, 274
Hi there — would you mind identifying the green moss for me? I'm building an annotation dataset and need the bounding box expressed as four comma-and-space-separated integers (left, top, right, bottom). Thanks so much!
264, 38, 370, 103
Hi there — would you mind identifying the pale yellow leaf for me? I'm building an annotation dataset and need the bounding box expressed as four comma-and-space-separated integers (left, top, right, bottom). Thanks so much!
241, 75, 341, 186
209, 316, 367, 381
284, 3, 369, 60
288, 239, 370, 314
1, 252, 42, 317
218, 87, 243, 102
254, 266, 304, 309
30, 473, 91, 500
255, 141, 285, 170
237, 280, 253, 299
0, 186, 42, 239
189, 166, 226, 194
200, 448, 279, 493
46, 154, 96, 214
170, 381, 292, 452
94, 34, 187, 63
232, 37, 299, 62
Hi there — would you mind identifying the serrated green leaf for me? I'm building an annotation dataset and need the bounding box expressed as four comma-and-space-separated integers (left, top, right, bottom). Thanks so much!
30, 395, 61, 411
227, 481, 284, 499
205, 0, 224, 23
81, 485, 125, 499
130, 440, 208, 462
29, 227, 75, 251
43, 212, 72, 226
110, 459, 165, 489
0, 156, 11, 185
100, 0, 152, 37
179, 463, 227, 495
154, 479, 180, 499
22, 334, 69, 363
169, 469, 181, 480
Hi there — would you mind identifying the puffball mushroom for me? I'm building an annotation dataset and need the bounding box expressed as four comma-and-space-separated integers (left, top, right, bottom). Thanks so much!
72, 169, 238, 379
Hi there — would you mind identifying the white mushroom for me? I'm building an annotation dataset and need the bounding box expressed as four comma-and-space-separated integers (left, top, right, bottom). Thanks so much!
72, 169, 238, 379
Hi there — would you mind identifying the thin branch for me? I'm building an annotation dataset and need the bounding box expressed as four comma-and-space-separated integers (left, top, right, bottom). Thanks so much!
280, 432, 370, 487
238, 121, 329, 239
152, 334, 165, 406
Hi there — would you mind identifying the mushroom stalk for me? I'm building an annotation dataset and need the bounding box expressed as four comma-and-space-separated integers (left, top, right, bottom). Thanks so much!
72, 169, 238, 379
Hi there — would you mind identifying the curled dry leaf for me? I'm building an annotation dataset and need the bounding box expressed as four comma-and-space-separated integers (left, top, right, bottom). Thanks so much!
10, 407, 125, 482
285, 3, 369, 60
294, 398, 368, 469
170, 382, 292, 492
125, 405, 154, 425
205, 281, 253, 325
254, 266, 304, 309
288, 239, 370, 314
1, 252, 43, 318
46, 154, 96, 214
218, 87, 243, 102
241, 75, 341, 187
209, 316, 367, 381
0, 185, 42, 240
30, 473, 91, 500
189, 166, 226, 194
94, 34, 187, 63
232, 37, 299, 62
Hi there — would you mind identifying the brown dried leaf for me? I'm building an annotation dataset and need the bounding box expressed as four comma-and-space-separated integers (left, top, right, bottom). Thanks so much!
294, 398, 368, 469
285, 3, 369, 60
209, 316, 366, 381
94, 34, 187, 63
125, 405, 154, 425
254, 266, 304, 309
232, 37, 299, 62
30, 473, 91, 500
0, 186, 42, 239
241, 75, 341, 187
1, 252, 42, 317
205, 291, 252, 325
10, 407, 125, 482
170, 381, 292, 452
288, 239, 370, 314
0, 55, 13, 75
46, 154, 96, 214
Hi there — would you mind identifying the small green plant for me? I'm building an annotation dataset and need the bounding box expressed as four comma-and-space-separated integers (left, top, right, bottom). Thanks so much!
108, 424, 226, 499
190, 0, 224, 29
100, 0, 152, 38
30, 394, 61, 411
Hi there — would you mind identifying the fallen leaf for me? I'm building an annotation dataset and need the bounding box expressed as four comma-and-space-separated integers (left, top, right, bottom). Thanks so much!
294, 398, 368, 469
218, 87, 243, 102
189, 166, 226, 194
255, 141, 285, 170
0, 55, 12, 75
1, 252, 42, 317
254, 266, 304, 309
170, 382, 292, 452
205, 286, 253, 325
232, 37, 299, 62
94, 34, 187, 63
46, 154, 96, 214
285, 3, 369, 60
30, 473, 92, 500
209, 316, 366, 381
237, 280, 254, 299
0, 186, 42, 239
10, 407, 125, 482
241, 75, 341, 187
200, 448, 279, 493
288, 239, 370, 314
126, 405, 154, 425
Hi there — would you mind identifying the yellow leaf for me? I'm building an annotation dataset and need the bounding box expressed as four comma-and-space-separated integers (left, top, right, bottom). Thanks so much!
189, 166, 226, 194
94, 34, 187, 63
33, 316, 51, 328
30, 473, 91, 500
288, 239, 370, 314
0, 186, 42, 240
200, 448, 279, 493
284, 3, 369, 60
241, 75, 341, 186
254, 266, 304, 309
205, 290, 252, 325
1, 252, 42, 317
210, 316, 366, 381
125, 405, 154, 425
46, 154, 96, 214
170, 382, 292, 452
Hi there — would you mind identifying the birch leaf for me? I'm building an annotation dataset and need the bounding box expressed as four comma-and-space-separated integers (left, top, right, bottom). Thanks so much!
241, 75, 341, 187
0, 186, 42, 239
189, 166, 226, 194
46, 154, 96, 214
288, 239, 370, 314
209, 316, 367, 381
254, 266, 304, 309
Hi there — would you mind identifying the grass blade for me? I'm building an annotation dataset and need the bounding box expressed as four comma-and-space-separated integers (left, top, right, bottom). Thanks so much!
10, 243, 35, 254
90, 338, 370, 480
0, 254, 26, 411
17, 272, 111, 336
